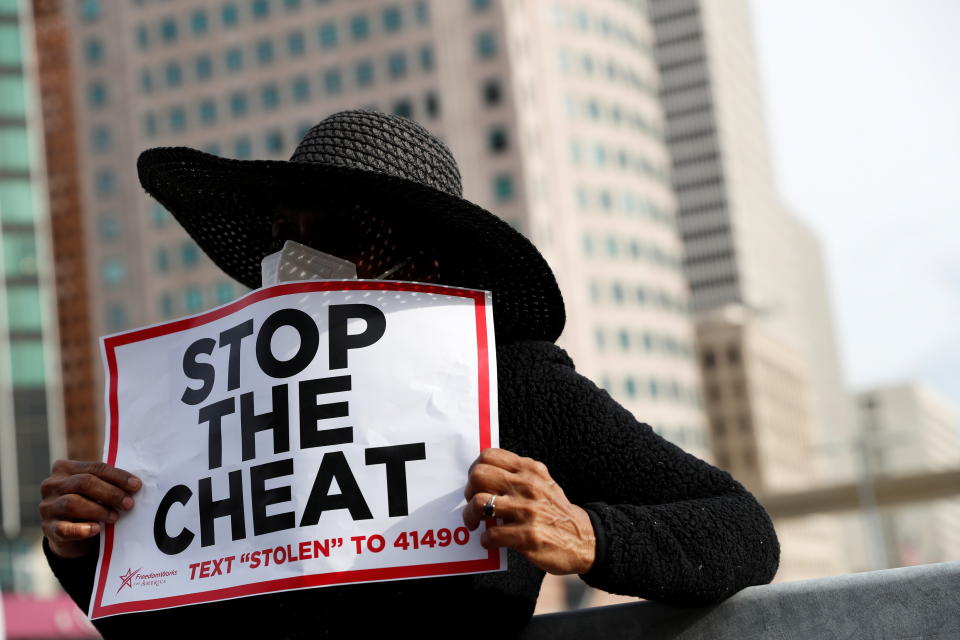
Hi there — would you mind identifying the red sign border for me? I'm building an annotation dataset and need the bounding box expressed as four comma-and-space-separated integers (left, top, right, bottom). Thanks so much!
92, 281, 498, 618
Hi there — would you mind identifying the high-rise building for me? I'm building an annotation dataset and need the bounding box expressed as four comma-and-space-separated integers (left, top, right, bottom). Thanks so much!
696, 304, 845, 581
854, 383, 960, 567
0, 0, 65, 592
66, 0, 709, 457
649, 0, 855, 480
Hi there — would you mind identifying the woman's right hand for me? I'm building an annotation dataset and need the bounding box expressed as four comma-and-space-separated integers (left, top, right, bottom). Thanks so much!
39, 460, 142, 559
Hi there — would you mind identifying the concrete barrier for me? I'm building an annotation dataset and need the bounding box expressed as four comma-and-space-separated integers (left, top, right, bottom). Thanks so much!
521, 561, 960, 639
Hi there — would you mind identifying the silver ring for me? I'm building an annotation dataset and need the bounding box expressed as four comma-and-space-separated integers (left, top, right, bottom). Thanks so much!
483, 494, 497, 518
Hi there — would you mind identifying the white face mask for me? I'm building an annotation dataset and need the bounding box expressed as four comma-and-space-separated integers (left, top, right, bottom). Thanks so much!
260, 240, 411, 286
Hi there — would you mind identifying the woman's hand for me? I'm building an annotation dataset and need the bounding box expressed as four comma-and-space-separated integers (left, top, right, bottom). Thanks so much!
39, 460, 142, 559
462, 448, 596, 575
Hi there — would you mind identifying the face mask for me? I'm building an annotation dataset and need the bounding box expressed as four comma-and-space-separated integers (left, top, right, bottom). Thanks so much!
261, 240, 357, 286
260, 240, 413, 286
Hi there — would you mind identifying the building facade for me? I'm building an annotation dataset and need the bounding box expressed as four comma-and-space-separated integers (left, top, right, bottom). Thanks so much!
649, 0, 856, 482
0, 0, 65, 592
855, 383, 960, 567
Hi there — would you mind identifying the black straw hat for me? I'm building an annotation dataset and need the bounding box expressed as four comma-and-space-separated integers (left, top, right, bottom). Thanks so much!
136, 110, 565, 342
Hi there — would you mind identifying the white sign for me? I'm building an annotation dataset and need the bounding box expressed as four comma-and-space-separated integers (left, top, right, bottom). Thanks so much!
90, 281, 502, 619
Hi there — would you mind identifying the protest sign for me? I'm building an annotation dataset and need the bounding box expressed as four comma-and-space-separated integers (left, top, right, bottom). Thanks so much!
90, 281, 502, 619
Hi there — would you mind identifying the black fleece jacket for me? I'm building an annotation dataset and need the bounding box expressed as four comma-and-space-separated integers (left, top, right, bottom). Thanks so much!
46, 339, 780, 639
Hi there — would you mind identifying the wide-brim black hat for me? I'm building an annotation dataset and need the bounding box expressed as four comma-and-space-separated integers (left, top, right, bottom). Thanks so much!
136, 109, 565, 342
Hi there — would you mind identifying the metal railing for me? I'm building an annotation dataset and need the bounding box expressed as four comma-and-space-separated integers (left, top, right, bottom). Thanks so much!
520, 561, 960, 639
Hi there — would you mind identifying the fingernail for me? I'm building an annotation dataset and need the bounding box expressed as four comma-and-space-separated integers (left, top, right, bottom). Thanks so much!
122, 496, 134, 510
107, 512, 118, 522
127, 477, 142, 491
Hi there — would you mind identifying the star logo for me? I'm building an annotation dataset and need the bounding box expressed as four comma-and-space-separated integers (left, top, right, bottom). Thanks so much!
117, 567, 141, 593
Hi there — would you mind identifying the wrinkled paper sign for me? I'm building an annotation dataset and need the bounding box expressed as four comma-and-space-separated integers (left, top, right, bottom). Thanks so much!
90, 281, 502, 619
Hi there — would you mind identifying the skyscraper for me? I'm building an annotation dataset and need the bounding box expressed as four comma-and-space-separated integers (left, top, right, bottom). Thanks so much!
67, 0, 709, 460
0, 0, 65, 592
649, 0, 855, 480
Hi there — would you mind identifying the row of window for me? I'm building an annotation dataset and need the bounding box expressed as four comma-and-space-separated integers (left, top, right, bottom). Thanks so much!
134, 1, 430, 50
594, 326, 695, 360
569, 139, 670, 183
588, 279, 690, 314
142, 91, 440, 146
137, 43, 435, 96
574, 185, 675, 228
564, 94, 665, 141
581, 232, 683, 270
599, 374, 703, 409
557, 49, 657, 96
158, 281, 239, 319
550, 4, 653, 54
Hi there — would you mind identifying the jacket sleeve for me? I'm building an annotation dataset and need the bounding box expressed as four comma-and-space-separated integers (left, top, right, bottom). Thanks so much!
499, 341, 780, 606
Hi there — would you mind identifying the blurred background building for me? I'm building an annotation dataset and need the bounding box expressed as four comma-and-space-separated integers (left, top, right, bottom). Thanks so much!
0, 0, 957, 632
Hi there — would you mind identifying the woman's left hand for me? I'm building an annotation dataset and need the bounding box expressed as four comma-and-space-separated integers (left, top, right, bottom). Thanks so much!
462, 448, 596, 575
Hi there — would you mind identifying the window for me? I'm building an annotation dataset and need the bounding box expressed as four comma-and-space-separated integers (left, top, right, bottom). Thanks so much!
151, 203, 169, 228
225, 47, 243, 72
159, 293, 174, 318
142, 112, 157, 137
387, 52, 406, 79
0, 180, 35, 225
350, 14, 369, 40
91, 126, 112, 152
181, 241, 200, 268
135, 24, 149, 49
198, 99, 217, 125
252, 0, 270, 20
80, 0, 101, 22
101, 258, 125, 285
383, 6, 402, 32
482, 78, 501, 105
88, 82, 107, 108
233, 136, 251, 159
215, 281, 235, 304
98, 215, 120, 240
702, 350, 716, 368
318, 22, 337, 48
414, 1, 429, 24
475, 31, 496, 59
648, 379, 659, 398
160, 17, 178, 43
3, 233, 37, 277
323, 68, 342, 94
164, 61, 183, 87
106, 304, 127, 332
6, 285, 42, 331
229, 91, 248, 117
154, 247, 170, 273
493, 173, 513, 202
138, 67, 154, 93
202, 141, 221, 155
261, 84, 279, 110
84, 38, 104, 64
256, 39, 274, 65
424, 91, 439, 118
287, 31, 305, 57
221, 3, 239, 27
265, 129, 284, 153
617, 329, 629, 350
283, 0, 302, 10
625, 377, 637, 398
190, 10, 209, 35
183, 286, 203, 313
169, 106, 187, 132
95, 169, 116, 196
419, 44, 434, 71
488, 126, 507, 152
194, 55, 213, 81
355, 60, 374, 87
292, 75, 310, 102
391, 99, 412, 118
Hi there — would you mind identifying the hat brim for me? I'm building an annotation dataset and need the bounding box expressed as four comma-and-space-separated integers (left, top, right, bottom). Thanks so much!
136, 146, 565, 342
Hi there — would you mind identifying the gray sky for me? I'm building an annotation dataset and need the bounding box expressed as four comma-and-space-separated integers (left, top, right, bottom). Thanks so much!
747, 0, 960, 411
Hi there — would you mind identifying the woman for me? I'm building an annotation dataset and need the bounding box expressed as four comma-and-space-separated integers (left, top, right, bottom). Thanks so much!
40, 110, 779, 638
